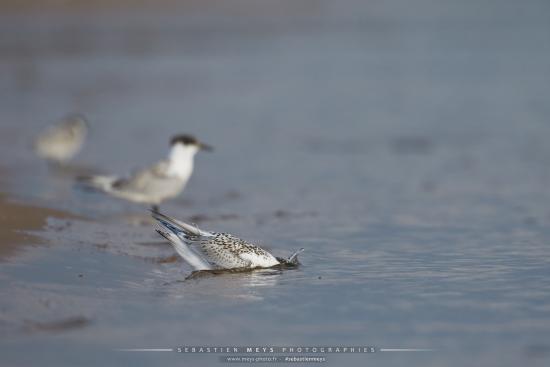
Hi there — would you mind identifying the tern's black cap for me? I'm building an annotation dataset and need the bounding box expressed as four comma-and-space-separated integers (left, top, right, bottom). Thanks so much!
170, 134, 199, 146
170, 134, 213, 151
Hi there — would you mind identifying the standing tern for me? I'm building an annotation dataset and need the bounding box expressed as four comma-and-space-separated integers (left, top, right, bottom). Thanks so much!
80, 134, 212, 211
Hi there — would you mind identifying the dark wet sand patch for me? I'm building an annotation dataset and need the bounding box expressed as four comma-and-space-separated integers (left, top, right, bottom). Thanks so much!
304, 137, 370, 155
524, 344, 550, 358
255, 209, 318, 226
23, 316, 91, 333
0, 193, 77, 260
154, 254, 180, 264
390, 136, 435, 155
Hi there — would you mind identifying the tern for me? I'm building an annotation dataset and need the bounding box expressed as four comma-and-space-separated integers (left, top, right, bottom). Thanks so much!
80, 134, 211, 211
33, 114, 88, 163
152, 210, 304, 271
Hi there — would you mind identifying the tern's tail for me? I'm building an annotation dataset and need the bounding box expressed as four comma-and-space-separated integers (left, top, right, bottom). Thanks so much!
151, 210, 213, 240
155, 225, 213, 271
77, 175, 117, 192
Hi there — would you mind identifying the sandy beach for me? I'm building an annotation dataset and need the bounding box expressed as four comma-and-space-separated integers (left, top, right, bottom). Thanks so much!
1, 1, 550, 366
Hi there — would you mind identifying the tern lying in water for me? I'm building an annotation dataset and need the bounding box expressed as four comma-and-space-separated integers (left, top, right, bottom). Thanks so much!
79, 134, 212, 211
34, 114, 88, 163
152, 211, 304, 271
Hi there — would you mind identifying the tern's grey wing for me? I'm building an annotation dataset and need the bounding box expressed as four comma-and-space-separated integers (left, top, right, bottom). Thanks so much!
109, 160, 185, 204
190, 235, 251, 269
113, 161, 169, 190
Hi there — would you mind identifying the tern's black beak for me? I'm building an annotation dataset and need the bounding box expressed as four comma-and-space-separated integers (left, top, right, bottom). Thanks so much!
198, 142, 214, 152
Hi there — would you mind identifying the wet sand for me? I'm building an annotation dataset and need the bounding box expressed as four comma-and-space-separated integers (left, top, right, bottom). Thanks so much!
1, 1, 550, 366
0, 192, 75, 260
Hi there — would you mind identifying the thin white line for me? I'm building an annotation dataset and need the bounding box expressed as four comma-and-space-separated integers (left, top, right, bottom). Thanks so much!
115, 348, 174, 352
379, 348, 435, 352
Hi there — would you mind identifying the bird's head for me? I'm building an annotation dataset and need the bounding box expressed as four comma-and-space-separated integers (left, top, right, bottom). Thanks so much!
61, 114, 89, 136
170, 134, 213, 153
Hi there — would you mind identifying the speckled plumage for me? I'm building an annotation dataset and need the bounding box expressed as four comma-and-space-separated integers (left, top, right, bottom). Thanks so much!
196, 233, 279, 269
152, 211, 302, 271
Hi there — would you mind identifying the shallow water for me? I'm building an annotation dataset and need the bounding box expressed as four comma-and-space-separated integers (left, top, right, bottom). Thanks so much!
1, 1, 550, 366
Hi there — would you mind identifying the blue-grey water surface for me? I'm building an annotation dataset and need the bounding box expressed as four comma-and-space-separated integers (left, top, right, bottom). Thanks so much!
1, 1, 550, 366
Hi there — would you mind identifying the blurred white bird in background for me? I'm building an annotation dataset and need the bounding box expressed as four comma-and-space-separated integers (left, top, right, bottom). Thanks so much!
33, 114, 88, 163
